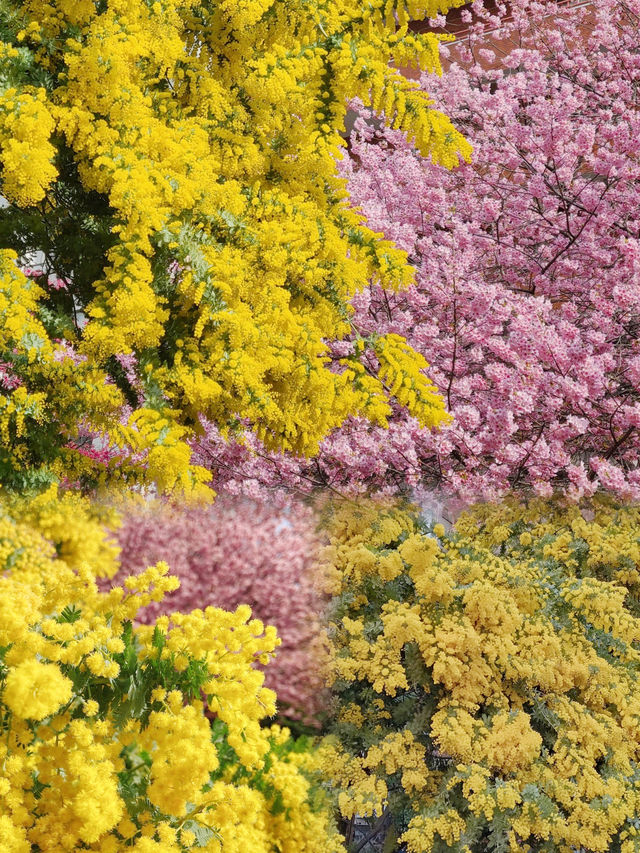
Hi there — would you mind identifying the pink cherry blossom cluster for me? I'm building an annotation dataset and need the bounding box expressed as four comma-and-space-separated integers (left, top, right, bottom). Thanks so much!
195, 0, 640, 504
108, 496, 327, 724
23, 266, 68, 290
0, 362, 21, 391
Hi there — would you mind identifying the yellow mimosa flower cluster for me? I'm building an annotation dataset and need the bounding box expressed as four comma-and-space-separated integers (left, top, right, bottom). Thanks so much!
0, 494, 344, 852
322, 500, 640, 852
0, 87, 57, 207
7, 484, 121, 578
0, 250, 214, 496
456, 495, 640, 612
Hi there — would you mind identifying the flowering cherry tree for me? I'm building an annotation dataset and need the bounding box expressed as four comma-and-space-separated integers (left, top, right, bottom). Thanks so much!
197, 0, 640, 505
109, 497, 327, 724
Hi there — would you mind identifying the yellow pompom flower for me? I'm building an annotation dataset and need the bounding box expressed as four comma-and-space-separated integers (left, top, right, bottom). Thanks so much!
4, 660, 72, 721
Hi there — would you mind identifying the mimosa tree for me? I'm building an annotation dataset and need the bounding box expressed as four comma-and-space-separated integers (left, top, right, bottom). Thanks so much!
0, 0, 467, 497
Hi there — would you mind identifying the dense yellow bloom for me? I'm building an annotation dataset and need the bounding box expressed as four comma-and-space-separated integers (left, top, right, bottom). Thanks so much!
323, 499, 640, 852
0, 87, 57, 206
0, 0, 468, 496
0, 493, 343, 852
456, 495, 640, 614
142, 705, 219, 815
7, 483, 121, 577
